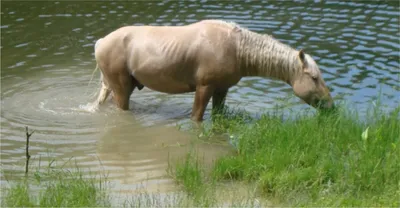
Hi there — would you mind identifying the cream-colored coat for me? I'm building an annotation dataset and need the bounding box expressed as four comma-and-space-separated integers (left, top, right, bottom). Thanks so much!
94, 20, 334, 122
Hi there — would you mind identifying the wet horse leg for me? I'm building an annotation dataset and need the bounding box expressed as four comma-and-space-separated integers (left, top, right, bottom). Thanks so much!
111, 73, 135, 110
212, 89, 228, 114
191, 85, 214, 122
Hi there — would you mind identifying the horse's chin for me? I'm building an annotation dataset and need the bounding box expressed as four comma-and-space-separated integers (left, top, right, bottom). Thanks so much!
320, 101, 334, 110
307, 97, 335, 112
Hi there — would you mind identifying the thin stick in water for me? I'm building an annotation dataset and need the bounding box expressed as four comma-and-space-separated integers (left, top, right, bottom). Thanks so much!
25, 126, 34, 175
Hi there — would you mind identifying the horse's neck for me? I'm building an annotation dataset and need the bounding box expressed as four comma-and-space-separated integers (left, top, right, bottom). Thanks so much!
237, 31, 300, 85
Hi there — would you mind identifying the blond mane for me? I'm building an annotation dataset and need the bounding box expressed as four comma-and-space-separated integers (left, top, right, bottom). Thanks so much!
206, 20, 303, 84
236, 26, 302, 83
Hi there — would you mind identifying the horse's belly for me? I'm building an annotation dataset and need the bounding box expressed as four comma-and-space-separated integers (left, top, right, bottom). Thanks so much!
147, 82, 194, 94
130, 55, 197, 94
134, 72, 195, 94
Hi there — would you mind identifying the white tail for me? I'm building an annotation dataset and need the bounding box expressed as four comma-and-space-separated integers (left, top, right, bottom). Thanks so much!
92, 38, 112, 106
87, 38, 105, 88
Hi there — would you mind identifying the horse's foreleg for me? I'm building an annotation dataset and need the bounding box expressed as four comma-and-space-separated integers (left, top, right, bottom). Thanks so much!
212, 89, 228, 114
191, 85, 214, 122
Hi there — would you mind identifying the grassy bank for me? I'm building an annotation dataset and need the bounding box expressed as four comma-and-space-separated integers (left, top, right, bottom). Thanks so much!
176, 102, 399, 206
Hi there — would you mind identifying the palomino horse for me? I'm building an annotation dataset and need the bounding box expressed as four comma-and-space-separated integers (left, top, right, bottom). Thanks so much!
93, 19, 334, 122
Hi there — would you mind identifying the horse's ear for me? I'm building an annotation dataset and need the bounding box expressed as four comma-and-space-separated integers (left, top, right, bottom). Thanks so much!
299, 49, 306, 64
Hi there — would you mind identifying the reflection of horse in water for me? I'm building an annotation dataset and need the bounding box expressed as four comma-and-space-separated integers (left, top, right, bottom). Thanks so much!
93, 19, 334, 122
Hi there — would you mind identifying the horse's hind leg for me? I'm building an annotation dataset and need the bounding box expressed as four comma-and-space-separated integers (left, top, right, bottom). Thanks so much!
111, 73, 134, 110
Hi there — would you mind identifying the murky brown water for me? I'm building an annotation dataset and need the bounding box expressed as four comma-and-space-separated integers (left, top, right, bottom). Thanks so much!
1, 0, 399, 203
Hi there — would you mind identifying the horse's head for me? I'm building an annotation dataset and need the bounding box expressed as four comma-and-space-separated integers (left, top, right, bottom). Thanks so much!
292, 50, 334, 110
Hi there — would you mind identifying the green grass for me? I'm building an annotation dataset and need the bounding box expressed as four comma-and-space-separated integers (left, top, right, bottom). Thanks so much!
2, 159, 111, 207
201, 102, 400, 206
170, 151, 205, 196
167, 149, 217, 207
122, 191, 186, 208
166, 149, 270, 207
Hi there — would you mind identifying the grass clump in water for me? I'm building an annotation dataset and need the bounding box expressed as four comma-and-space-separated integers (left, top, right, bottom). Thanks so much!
168, 150, 217, 207
208, 103, 400, 206
167, 149, 270, 207
2, 159, 110, 207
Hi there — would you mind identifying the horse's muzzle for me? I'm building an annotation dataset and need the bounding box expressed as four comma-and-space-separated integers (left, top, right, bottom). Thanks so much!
315, 98, 335, 112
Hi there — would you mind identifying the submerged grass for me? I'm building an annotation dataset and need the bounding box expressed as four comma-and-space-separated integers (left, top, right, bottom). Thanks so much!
167, 149, 269, 207
204, 102, 400, 206
2, 159, 111, 207
167, 149, 217, 207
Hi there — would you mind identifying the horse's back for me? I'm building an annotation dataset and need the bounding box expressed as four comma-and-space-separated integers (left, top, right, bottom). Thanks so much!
96, 20, 238, 61
95, 20, 242, 93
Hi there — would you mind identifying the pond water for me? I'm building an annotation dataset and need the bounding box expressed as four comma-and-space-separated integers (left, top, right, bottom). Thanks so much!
1, 0, 399, 202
